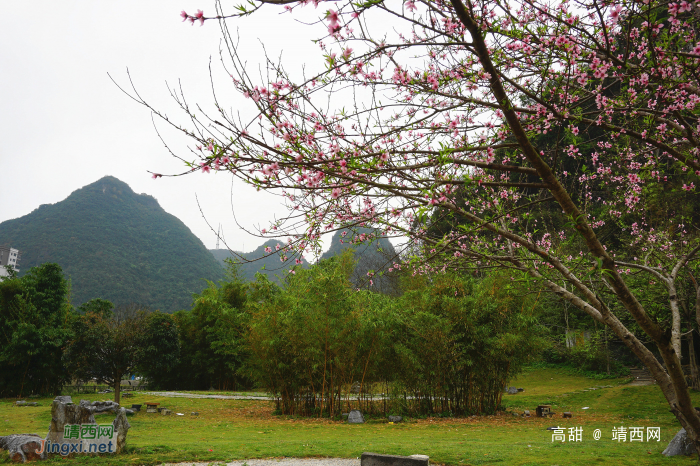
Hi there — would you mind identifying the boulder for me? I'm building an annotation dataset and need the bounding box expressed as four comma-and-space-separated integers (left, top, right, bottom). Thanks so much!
0, 434, 45, 463
112, 408, 131, 454
388, 415, 403, 423
662, 428, 695, 457
79, 400, 121, 415
506, 387, 518, 395
348, 410, 365, 424
47, 396, 130, 455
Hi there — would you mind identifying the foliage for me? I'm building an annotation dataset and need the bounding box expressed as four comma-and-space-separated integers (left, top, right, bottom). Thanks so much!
243, 252, 543, 416
170, 267, 251, 391
63, 303, 147, 403
389, 271, 546, 415
135, 311, 181, 390
0, 263, 72, 397
0, 176, 223, 312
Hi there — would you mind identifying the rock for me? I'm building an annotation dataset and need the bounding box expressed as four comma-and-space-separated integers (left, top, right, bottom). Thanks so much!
54, 396, 73, 404
161, 409, 171, 416
15, 401, 26, 406
0, 434, 45, 462
191, 412, 199, 416
348, 409, 365, 424
388, 415, 403, 423
522, 410, 531, 417
517, 388, 525, 392
506, 386, 518, 395
112, 408, 131, 454
662, 428, 695, 457
47, 398, 97, 445
361, 452, 428, 466
563, 412, 573, 418
46, 396, 130, 456
78, 400, 121, 415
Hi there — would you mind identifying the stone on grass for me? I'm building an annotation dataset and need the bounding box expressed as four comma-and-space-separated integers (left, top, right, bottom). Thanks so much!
361, 452, 429, 466
0, 434, 45, 462
112, 408, 131, 454
506, 386, 518, 395
563, 412, 573, 418
48, 395, 131, 455
662, 428, 695, 457
388, 415, 403, 423
522, 410, 530, 417
348, 410, 365, 424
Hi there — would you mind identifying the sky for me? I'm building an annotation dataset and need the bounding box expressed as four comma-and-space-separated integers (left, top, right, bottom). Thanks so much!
0, 1, 332, 254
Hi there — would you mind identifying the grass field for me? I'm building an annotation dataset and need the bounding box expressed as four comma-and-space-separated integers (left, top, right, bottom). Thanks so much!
1, 367, 698, 465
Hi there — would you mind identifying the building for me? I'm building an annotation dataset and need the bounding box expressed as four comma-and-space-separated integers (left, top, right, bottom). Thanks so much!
0, 246, 20, 277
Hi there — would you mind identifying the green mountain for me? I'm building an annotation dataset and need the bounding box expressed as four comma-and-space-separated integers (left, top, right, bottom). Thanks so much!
320, 227, 400, 294
0, 176, 223, 311
211, 239, 308, 284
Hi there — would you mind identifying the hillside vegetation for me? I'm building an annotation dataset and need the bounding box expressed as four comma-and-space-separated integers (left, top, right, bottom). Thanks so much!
0, 176, 223, 311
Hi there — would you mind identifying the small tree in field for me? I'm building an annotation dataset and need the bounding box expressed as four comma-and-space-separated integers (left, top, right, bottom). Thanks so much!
65, 303, 146, 404
134, 0, 700, 451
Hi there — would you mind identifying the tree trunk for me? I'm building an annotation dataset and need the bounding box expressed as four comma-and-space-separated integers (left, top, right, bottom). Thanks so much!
113, 374, 121, 405
688, 331, 700, 390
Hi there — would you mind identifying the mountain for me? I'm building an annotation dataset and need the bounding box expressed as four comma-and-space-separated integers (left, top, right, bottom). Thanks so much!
0, 176, 223, 311
210, 239, 308, 284
320, 227, 400, 294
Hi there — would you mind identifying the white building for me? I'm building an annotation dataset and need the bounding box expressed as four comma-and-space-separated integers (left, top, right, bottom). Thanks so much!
0, 246, 20, 277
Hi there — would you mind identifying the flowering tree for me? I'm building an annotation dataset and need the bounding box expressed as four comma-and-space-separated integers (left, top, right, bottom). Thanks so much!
135, 0, 700, 450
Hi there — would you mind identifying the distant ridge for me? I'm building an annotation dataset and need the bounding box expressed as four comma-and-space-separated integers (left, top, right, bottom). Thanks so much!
210, 239, 308, 284
320, 227, 399, 294
0, 176, 223, 311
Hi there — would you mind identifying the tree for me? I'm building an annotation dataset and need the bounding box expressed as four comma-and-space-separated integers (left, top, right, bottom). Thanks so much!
136, 0, 700, 452
173, 268, 250, 390
136, 311, 181, 389
64, 303, 146, 404
0, 263, 72, 396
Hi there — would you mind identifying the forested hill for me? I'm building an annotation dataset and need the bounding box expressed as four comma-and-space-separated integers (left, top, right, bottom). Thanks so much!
320, 227, 399, 294
0, 176, 223, 312
210, 239, 308, 284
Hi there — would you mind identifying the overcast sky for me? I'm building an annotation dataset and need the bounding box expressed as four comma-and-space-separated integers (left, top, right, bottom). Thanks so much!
1, 1, 332, 254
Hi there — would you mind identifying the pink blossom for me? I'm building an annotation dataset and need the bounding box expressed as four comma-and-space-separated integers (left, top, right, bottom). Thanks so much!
406, 0, 417, 12
331, 188, 341, 199
265, 246, 272, 253
609, 5, 623, 22
195, 9, 205, 26
152, 173, 161, 179
180, 10, 188, 22
327, 9, 341, 34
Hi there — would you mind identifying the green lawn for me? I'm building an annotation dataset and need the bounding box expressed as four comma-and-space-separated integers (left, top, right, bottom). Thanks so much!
1, 367, 697, 465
